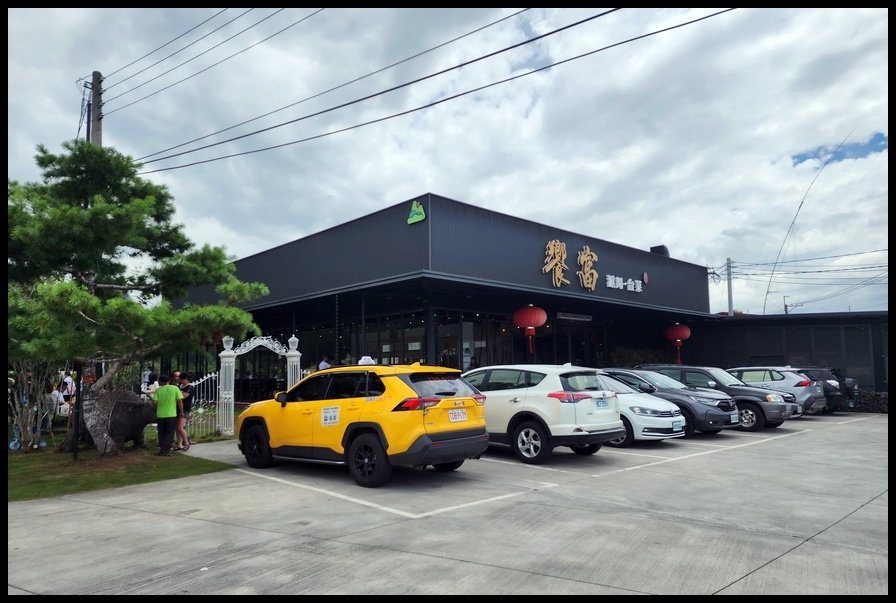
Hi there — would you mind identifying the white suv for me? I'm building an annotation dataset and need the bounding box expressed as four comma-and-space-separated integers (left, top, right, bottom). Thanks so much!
462, 364, 624, 464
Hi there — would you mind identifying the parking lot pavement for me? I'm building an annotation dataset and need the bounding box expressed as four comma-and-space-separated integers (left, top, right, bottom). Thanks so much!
8, 413, 888, 595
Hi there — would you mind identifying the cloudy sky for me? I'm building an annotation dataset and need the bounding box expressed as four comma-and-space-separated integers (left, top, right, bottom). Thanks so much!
8, 8, 888, 315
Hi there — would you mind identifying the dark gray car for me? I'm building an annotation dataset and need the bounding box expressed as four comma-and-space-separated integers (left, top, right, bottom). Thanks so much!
636, 364, 795, 432
602, 367, 740, 436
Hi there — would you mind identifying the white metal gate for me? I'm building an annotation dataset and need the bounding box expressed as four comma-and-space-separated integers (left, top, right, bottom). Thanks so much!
217, 335, 302, 436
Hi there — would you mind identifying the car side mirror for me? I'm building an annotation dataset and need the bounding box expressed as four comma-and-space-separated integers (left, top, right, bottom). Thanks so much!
639, 383, 657, 393
275, 391, 288, 405
707, 380, 717, 388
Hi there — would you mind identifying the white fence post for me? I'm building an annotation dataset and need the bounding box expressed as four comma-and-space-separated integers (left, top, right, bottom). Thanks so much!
287, 334, 302, 389
218, 335, 236, 436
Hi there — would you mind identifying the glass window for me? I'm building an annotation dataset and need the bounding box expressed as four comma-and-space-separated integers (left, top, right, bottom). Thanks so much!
683, 370, 711, 387
405, 373, 477, 397
329, 373, 362, 398
291, 375, 330, 402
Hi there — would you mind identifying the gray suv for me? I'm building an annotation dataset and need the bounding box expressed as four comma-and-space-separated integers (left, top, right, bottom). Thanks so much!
726, 366, 827, 416
636, 364, 795, 432
602, 367, 740, 436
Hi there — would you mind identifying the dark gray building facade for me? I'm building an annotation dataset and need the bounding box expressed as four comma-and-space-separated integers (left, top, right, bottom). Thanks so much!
187, 193, 888, 399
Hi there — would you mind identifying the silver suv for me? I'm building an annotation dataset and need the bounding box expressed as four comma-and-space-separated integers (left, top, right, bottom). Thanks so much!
726, 366, 827, 416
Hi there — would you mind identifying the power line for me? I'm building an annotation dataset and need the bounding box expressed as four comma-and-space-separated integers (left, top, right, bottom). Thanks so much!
103, 8, 232, 81
761, 128, 856, 314
105, 9, 322, 114
137, 8, 532, 162
141, 8, 735, 174
732, 248, 887, 267
140, 8, 621, 165
104, 8, 286, 106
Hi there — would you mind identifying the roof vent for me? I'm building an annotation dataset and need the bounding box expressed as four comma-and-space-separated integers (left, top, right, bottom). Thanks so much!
650, 245, 670, 257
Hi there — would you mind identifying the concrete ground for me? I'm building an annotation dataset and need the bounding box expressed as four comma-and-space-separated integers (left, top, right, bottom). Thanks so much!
8, 412, 888, 595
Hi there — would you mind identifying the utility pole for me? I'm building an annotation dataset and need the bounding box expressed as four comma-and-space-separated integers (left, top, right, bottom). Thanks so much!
89, 71, 103, 146
726, 258, 734, 316
783, 296, 789, 315
73, 70, 102, 459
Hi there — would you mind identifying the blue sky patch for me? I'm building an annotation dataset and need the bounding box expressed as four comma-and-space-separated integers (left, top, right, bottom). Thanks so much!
792, 132, 888, 166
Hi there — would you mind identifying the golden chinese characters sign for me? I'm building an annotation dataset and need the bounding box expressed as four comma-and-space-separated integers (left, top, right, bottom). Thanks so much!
541, 239, 644, 294
542, 240, 571, 288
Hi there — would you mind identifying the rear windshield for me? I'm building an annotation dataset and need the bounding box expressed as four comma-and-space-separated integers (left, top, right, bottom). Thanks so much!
560, 371, 608, 392
404, 373, 479, 397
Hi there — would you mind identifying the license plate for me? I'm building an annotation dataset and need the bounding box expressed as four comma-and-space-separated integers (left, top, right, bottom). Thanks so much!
595, 399, 609, 408
672, 420, 683, 431
730, 413, 739, 424
448, 408, 467, 422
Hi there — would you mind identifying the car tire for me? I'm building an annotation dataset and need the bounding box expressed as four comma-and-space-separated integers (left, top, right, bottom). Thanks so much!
348, 433, 393, 487
607, 416, 634, 448
738, 403, 766, 432
680, 409, 696, 437
433, 460, 464, 472
570, 444, 601, 455
242, 424, 273, 468
765, 421, 784, 428
512, 421, 552, 464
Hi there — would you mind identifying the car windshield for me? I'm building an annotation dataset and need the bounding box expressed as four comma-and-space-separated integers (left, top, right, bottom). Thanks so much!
561, 371, 609, 392
707, 367, 744, 386
407, 373, 477, 397
596, 374, 637, 394
639, 371, 688, 389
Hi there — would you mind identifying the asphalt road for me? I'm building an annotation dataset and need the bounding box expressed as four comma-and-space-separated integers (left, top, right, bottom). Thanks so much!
8, 412, 888, 595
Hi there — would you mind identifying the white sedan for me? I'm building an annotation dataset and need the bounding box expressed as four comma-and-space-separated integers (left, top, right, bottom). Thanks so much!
596, 372, 687, 447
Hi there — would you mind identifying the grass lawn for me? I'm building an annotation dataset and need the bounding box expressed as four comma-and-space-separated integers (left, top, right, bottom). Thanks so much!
8, 428, 237, 502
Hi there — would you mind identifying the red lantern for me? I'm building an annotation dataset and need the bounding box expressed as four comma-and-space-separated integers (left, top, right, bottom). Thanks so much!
664, 323, 692, 364
513, 306, 548, 354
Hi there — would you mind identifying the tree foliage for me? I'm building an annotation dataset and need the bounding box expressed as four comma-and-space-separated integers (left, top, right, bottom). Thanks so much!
8, 139, 269, 454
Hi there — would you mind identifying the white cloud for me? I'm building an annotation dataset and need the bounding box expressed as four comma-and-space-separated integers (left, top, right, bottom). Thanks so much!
8, 7, 888, 314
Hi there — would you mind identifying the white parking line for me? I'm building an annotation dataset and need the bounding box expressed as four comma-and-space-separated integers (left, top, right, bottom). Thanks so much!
235, 425, 826, 517
679, 440, 731, 448
597, 448, 671, 460
235, 468, 557, 518
591, 429, 811, 478
479, 456, 578, 473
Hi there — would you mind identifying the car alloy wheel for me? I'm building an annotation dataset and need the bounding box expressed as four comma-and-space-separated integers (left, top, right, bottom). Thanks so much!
512, 421, 551, 464
738, 403, 765, 432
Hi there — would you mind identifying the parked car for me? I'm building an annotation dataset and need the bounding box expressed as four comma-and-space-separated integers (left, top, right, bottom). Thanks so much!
236, 362, 489, 487
592, 371, 687, 447
726, 366, 827, 416
462, 364, 624, 464
829, 367, 860, 401
635, 364, 795, 432
600, 367, 740, 436
787, 366, 857, 413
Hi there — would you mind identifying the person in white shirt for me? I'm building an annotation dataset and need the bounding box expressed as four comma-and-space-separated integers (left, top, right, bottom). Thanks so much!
141, 373, 160, 400
318, 354, 332, 370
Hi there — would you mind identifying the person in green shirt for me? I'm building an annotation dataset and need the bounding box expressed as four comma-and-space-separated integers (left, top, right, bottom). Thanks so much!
151, 374, 184, 456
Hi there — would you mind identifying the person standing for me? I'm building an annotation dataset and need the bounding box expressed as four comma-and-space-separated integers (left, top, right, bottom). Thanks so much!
174, 372, 195, 451
318, 354, 332, 370
151, 374, 183, 456
141, 372, 159, 401
60, 370, 74, 403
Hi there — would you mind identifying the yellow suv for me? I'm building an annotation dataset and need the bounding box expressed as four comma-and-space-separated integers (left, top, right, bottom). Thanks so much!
236, 363, 488, 487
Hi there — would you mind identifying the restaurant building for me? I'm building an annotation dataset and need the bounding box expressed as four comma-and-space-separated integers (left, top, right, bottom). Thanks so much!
185, 193, 887, 400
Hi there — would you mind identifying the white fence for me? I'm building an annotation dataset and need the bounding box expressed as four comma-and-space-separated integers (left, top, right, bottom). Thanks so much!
145, 372, 224, 442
